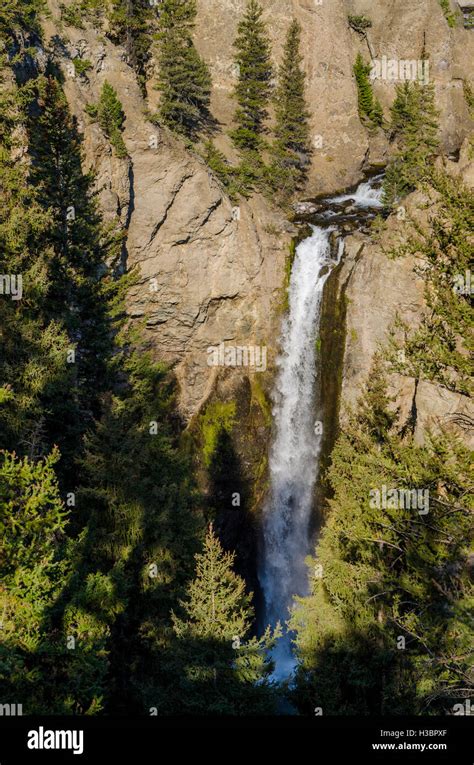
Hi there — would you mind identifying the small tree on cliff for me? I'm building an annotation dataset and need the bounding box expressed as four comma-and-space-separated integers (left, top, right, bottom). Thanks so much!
269, 19, 311, 200
383, 81, 439, 207
353, 52, 383, 127
231, 0, 273, 152
108, 0, 156, 86
155, 0, 212, 138
86, 81, 128, 158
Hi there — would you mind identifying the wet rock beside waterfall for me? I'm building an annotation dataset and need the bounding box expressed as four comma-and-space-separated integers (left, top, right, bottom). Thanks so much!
293, 201, 320, 215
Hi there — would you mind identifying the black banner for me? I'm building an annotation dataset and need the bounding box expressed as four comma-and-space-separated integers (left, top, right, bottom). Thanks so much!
0, 715, 472, 763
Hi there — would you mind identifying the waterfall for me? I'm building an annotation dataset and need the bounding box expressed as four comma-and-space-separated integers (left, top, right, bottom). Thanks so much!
259, 227, 342, 680
259, 176, 383, 681
331, 175, 384, 209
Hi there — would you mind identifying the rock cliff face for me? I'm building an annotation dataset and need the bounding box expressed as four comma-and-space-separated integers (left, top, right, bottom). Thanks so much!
43, 2, 290, 418
194, 0, 474, 193
329, 148, 474, 451
42, 0, 472, 436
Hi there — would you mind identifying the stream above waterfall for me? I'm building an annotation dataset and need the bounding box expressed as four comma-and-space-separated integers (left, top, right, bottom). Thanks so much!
258, 174, 384, 682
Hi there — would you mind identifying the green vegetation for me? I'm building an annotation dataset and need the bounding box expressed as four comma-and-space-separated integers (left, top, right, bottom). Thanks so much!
291, 357, 473, 714
0, 449, 78, 711
250, 376, 272, 427
387, 171, 473, 395
72, 57, 92, 78
201, 140, 242, 200
107, 0, 156, 84
162, 525, 279, 714
155, 0, 211, 139
231, 0, 273, 153
204, 9, 314, 202
60, 0, 104, 29
353, 52, 383, 128
0, 0, 44, 44
0, 66, 120, 711
383, 81, 439, 207
463, 80, 474, 115
438, 0, 457, 27
154, 3, 313, 204
269, 19, 311, 202
348, 14, 372, 34
62, 1, 156, 85
281, 238, 297, 312
199, 400, 237, 467
87, 81, 128, 158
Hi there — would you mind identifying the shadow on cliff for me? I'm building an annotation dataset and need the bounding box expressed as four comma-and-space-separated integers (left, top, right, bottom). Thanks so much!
206, 427, 260, 602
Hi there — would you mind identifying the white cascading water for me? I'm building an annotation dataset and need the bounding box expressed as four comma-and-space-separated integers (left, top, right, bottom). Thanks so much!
259, 227, 342, 680
331, 174, 384, 208
259, 176, 383, 681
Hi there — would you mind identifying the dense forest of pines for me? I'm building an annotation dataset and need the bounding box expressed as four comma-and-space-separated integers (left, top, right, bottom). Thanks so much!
0, 0, 472, 722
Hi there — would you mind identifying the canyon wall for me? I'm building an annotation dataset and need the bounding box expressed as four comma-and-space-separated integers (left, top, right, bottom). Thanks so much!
41, 0, 473, 441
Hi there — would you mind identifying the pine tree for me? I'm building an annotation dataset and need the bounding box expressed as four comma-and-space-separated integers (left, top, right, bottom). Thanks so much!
155, 0, 211, 138
25, 74, 121, 482
356, 354, 398, 442
383, 81, 439, 207
231, 0, 273, 152
0, 41, 205, 716
107, 0, 156, 85
69, 347, 202, 712
88, 81, 128, 158
163, 525, 279, 714
0, 446, 112, 714
291, 362, 473, 715
269, 19, 311, 201
387, 171, 473, 394
0, 0, 44, 45
0, 66, 72, 459
354, 52, 383, 127
0, 448, 67, 709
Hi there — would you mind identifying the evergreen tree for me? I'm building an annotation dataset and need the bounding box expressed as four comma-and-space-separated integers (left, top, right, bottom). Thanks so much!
0, 64, 124, 712
161, 525, 279, 714
383, 81, 439, 207
87, 81, 128, 158
0, 448, 68, 709
387, 171, 473, 394
107, 0, 156, 85
231, 0, 273, 152
155, 0, 211, 138
269, 19, 311, 201
24, 74, 122, 482
291, 363, 473, 715
69, 348, 202, 713
0, 0, 44, 45
61, 0, 105, 30
0, 446, 112, 713
0, 24, 205, 716
0, 66, 72, 460
0, 59, 203, 714
353, 52, 383, 127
